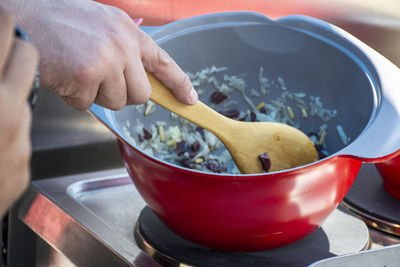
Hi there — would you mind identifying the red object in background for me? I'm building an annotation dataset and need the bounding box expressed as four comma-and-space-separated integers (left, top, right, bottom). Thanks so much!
94, 0, 340, 26
376, 157, 400, 200
119, 139, 361, 251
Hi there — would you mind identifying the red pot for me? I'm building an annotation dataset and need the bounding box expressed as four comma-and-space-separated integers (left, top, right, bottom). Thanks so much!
119, 139, 361, 251
90, 12, 400, 251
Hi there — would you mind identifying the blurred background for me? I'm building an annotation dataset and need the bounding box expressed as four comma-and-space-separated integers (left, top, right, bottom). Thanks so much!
94, 0, 400, 67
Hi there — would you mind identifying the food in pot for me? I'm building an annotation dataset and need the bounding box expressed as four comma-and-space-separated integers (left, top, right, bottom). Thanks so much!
122, 66, 346, 174
258, 152, 271, 172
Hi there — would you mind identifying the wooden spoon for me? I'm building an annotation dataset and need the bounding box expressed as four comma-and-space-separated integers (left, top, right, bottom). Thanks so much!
147, 73, 319, 174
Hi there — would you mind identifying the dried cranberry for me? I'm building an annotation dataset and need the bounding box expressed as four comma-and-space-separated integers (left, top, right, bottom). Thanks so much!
143, 128, 152, 140
259, 107, 267, 114
176, 141, 187, 156
180, 158, 193, 168
138, 134, 144, 143
189, 151, 199, 159
195, 126, 204, 136
258, 152, 271, 172
204, 159, 221, 172
210, 91, 228, 104
219, 166, 227, 173
189, 141, 201, 159
190, 141, 201, 152
250, 111, 257, 122
220, 109, 240, 119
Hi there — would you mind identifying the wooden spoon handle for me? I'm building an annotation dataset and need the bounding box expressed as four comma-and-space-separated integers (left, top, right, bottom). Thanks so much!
148, 73, 230, 135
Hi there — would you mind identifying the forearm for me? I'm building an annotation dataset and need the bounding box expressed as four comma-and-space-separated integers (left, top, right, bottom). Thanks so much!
0, 0, 92, 45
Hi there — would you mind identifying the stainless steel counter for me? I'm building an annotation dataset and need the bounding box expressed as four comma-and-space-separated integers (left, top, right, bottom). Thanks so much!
7, 168, 378, 266
16, 169, 159, 266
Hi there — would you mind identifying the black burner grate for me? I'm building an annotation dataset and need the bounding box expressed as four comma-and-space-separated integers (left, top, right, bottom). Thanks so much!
344, 163, 400, 235
135, 206, 369, 267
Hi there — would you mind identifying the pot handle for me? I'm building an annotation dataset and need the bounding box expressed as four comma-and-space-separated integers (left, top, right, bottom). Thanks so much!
277, 15, 400, 162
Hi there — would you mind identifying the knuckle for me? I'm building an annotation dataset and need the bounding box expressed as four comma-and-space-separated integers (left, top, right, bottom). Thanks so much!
73, 62, 97, 87
129, 89, 151, 105
141, 48, 156, 72
54, 85, 70, 97
139, 35, 169, 73
63, 96, 91, 111
156, 48, 171, 67
78, 103, 92, 111
96, 83, 127, 110
155, 48, 168, 69
178, 73, 191, 90
72, 45, 110, 88
108, 101, 125, 111
143, 47, 167, 73
114, 94, 128, 110
103, 92, 127, 111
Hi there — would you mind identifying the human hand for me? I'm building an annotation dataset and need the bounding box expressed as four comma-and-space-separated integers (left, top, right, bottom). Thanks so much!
0, 10, 38, 217
6, 0, 197, 111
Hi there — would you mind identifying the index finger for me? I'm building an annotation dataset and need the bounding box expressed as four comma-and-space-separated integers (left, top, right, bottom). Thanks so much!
139, 32, 198, 105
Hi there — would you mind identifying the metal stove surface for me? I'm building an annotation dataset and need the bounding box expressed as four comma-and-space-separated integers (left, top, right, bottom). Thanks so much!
14, 166, 400, 267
